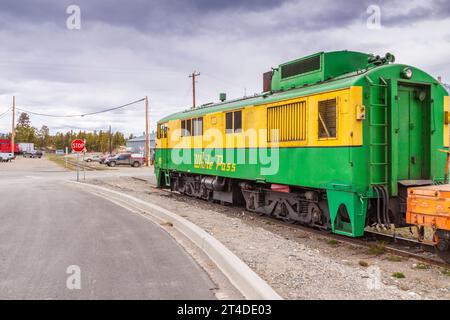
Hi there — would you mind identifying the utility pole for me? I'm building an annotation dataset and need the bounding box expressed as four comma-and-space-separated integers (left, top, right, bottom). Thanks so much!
189, 71, 200, 109
145, 96, 149, 167
11, 96, 15, 155
109, 125, 112, 155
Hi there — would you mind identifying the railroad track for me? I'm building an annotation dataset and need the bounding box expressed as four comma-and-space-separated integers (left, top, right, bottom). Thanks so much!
139, 180, 449, 268
65, 159, 100, 171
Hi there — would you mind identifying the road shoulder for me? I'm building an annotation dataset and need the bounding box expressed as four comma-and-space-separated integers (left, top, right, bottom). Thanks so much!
66, 181, 259, 300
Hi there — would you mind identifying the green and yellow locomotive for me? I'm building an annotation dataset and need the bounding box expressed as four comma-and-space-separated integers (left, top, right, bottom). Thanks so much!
155, 50, 449, 248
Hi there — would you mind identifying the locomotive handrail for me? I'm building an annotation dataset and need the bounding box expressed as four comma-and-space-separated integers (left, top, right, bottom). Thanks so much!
364, 75, 374, 85
395, 95, 400, 133
438, 148, 450, 183
431, 98, 436, 134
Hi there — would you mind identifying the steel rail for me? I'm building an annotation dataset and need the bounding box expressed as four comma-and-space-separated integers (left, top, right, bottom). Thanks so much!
144, 183, 450, 268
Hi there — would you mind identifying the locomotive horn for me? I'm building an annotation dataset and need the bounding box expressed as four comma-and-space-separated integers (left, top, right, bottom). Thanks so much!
385, 52, 395, 63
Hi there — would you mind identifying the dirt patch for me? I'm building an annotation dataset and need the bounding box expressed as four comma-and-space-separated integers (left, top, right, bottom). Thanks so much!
86, 176, 450, 300
0, 155, 65, 172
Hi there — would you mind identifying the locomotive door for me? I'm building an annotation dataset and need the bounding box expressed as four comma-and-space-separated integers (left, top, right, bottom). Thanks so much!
397, 84, 430, 180
159, 123, 169, 169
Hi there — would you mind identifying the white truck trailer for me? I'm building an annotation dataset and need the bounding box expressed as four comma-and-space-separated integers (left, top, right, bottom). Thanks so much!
18, 143, 34, 154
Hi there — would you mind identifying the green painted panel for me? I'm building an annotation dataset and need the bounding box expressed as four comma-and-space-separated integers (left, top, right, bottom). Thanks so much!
155, 147, 370, 193
397, 84, 430, 180
327, 190, 368, 237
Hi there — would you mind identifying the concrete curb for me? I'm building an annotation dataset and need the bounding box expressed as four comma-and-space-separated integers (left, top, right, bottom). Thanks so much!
67, 181, 283, 300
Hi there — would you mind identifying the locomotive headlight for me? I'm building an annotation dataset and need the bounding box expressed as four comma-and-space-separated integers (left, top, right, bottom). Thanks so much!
401, 67, 413, 79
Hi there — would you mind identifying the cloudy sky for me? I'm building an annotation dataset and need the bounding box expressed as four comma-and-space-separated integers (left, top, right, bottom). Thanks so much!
0, 0, 449, 136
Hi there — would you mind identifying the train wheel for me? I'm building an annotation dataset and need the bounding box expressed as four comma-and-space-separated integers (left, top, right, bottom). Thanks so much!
434, 231, 450, 263
279, 202, 296, 224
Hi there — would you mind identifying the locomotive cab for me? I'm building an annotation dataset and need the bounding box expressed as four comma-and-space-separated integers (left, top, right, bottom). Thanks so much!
359, 59, 449, 261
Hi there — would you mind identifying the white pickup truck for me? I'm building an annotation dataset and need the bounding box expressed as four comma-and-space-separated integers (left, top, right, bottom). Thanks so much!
0, 153, 14, 162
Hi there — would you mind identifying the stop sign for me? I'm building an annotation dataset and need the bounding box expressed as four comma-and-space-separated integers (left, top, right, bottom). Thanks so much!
71, 139, 85, 152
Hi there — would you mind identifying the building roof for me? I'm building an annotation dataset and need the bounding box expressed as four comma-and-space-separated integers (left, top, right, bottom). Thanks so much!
127, 133, 156, 143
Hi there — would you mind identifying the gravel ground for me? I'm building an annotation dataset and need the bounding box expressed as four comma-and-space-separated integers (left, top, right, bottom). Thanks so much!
86, 177, 450, 300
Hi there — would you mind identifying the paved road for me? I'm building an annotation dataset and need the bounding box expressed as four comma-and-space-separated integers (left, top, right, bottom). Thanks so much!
0, 158, 215, 299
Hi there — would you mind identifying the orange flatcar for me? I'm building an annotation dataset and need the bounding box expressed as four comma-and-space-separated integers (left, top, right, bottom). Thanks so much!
407, 184, 450, 262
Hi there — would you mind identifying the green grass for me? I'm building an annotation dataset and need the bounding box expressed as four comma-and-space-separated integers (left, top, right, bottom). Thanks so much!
441, 269, 450, 276
386, 255, 403, 262
367, 242, 386, 255
46, 154, 108, 171
414, 263, 431, 270
392, 272, 405, 279
46, 155, 76, 171
359, 260, 369, 267
327, 239, 340, 246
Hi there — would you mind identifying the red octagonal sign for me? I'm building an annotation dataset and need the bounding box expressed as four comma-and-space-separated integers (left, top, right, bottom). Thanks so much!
71, 139, 85, 152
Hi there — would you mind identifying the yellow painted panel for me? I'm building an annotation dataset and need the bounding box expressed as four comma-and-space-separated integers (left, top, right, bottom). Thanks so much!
444, 96, 449, 147
158, 86, 364, 149
204, 112, 226, 149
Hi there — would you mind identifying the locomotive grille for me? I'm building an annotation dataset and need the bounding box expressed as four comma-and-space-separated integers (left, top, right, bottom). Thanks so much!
318, 98, 337, 138
281, 55, 321, 79
267, 101, 307, 142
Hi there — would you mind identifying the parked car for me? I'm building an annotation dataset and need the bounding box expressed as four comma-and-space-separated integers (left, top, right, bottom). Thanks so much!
0, 152, 14, 162
23, 150, 43, 158
83, 154, 101, 162
104, 153, 144, 167
99, 154, 115, 164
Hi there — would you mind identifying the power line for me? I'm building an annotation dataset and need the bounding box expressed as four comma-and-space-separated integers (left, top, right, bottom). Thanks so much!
0, 60, 186, 76
202, 72, 247, 90
16, 98, 145, 118
0, 107, 12, 120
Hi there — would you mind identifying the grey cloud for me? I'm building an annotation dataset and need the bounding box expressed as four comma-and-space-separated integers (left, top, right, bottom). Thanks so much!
0, 0, 289, 32
0, 0, 446, 38
0, 0, 449, 135
381, 0, 450, 26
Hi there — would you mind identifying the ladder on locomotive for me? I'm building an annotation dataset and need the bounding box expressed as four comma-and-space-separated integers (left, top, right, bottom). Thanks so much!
368, 77, 389, 187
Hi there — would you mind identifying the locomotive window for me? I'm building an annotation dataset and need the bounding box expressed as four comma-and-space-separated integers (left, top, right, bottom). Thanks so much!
318, 98, 337, 138
181, 120, 186, 137
158, 124, 167, 139
193, 118, 198, 136
196, 117, 203, 136
234, 111, 242, 133
226, 111, 242, 134
182, 117, 202, 136
226, 112, 233, 133
186, 119, 192, 136
193, 118, 202, 136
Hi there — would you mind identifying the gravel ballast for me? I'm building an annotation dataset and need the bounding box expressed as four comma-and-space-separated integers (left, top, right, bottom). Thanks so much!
86, 177, 450, 300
